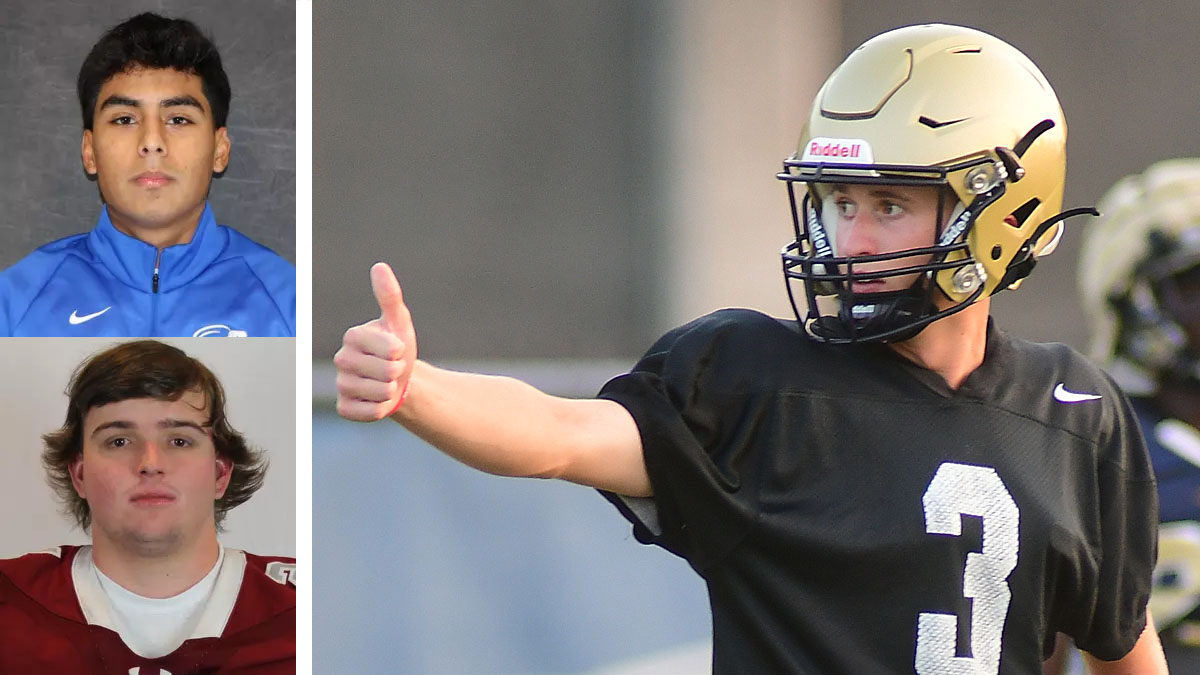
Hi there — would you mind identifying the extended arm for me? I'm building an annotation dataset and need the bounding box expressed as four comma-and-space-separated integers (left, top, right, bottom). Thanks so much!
334, 263, 652, 497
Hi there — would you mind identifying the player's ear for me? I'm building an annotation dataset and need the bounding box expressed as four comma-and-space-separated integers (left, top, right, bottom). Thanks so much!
212, 127, 230, 175
68, 456, 87, 498
81, 130, 98, 177
214, 456, 233, 499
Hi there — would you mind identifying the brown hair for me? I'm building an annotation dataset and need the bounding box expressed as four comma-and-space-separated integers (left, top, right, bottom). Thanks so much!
42, 340, 266, 530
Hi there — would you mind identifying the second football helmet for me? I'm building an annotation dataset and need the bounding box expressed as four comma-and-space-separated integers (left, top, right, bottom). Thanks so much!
779, 24, 1092, 342
1079, 158, 1200, 393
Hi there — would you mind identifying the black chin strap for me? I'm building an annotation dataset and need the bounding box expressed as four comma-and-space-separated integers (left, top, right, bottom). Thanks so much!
812, 280, 936, 343
1028, 206, 1099, 246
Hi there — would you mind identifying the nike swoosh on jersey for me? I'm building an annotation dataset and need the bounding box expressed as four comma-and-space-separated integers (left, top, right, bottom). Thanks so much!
1052, 383, 1101, 403
68, 306, 112, 325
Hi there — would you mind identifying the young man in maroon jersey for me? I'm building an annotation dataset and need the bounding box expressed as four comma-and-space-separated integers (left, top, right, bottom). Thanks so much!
0, 340, 295, 674
335, 24, 1166, 674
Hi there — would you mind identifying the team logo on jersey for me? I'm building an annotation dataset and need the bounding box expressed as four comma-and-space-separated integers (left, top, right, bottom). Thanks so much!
266, 561, 297, 586
802, 137, 874, 164
192, 324, 249, 338
1052, 383, 1101, 403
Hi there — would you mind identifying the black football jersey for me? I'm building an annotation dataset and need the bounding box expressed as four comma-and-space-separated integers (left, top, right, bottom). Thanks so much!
599, 309, 1156, 674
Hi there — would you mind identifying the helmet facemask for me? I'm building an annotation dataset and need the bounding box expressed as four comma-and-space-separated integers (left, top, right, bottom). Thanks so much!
780, 155, 1003, 343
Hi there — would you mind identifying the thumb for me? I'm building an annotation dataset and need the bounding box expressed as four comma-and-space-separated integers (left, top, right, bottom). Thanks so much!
370, 262, 409, 334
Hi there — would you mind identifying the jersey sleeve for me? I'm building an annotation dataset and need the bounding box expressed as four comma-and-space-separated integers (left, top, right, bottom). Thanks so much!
1060, 382, 1159, 661
596, 310, 764, 571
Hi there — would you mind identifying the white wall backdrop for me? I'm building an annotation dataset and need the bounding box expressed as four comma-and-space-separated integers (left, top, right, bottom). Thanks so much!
0, 338, 296, 559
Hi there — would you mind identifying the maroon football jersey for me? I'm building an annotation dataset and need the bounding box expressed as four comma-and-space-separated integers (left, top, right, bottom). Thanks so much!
0, 545, 295, 674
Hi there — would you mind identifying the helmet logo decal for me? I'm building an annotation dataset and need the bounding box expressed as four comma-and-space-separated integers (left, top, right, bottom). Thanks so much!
807, 203, 832, 258
918, 115, 969, 129
802, 137, 874, 164
938, 204, 975, 247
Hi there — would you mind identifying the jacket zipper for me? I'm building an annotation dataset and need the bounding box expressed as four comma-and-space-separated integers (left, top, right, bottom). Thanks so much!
150, 248, 162, 334
152, 248, 162, 293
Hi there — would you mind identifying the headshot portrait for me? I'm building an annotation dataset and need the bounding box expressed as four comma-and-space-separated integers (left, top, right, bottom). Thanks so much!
0, 2, 296, 336
0, 338, 296, 673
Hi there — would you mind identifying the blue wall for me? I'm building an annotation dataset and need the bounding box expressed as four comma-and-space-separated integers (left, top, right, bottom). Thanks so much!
313, 411, 710, 673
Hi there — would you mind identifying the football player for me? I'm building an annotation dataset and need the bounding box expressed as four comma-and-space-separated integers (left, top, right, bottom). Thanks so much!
0, 12, 296, 337
1076, 159, 1200, 671
335, 24, 1166, 673
0, 340, 295, 673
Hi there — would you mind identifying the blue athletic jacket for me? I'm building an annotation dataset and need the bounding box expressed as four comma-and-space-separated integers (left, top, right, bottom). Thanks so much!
0, 204, 295, 336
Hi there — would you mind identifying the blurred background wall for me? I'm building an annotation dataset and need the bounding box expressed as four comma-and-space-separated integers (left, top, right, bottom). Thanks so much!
0, 0, 296, 266
313, 2, 1200, 672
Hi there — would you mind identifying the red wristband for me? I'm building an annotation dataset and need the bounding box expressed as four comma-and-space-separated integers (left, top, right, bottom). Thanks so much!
386, 380, 410, 417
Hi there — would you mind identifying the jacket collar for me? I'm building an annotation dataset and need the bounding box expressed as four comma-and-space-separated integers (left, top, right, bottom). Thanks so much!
87, 203, 229, 293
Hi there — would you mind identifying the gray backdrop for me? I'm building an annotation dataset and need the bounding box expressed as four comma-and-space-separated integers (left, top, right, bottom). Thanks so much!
0, 1, 296, 267
314, 1, 662, 360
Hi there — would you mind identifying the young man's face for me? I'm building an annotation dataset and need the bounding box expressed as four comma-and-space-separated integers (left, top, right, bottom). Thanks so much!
69, 391, 232, 558
81, 67, 230, 245
825, 183, 948, 293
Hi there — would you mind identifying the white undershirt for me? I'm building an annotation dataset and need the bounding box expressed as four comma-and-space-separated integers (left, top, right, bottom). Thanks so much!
91, 547, 224, 659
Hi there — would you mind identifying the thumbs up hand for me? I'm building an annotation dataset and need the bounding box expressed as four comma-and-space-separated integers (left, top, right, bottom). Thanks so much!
334, 262, 417, 422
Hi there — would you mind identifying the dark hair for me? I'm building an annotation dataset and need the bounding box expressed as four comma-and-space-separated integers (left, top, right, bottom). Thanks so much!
76, 12, 231, 130
42, 340, 266, 531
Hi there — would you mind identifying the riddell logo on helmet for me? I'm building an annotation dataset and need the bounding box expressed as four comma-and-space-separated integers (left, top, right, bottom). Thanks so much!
810, 141, 861, 158
802, 137, 875, 164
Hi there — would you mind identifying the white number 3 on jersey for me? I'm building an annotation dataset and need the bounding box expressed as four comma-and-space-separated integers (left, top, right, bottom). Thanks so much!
916, 462, 1020, 675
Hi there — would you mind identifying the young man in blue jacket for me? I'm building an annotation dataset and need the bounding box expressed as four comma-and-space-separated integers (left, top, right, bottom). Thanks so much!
0, 13, 295, 337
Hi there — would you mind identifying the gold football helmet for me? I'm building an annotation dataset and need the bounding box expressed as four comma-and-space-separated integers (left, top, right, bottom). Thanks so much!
1079, 158, 1200, 392
779, 24, 1092, 342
